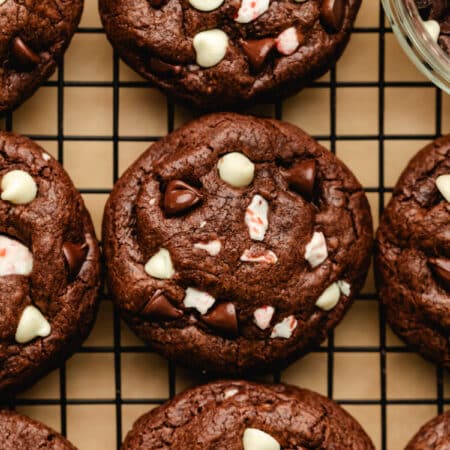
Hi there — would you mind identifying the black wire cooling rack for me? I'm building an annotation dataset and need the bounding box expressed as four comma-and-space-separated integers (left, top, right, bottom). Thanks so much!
1, 2, 448, 449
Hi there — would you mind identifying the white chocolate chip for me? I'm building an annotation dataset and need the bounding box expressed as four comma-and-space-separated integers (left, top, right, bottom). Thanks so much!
315, 282, 340, 311
217, 152, 255, 188
436, 174, 450, 202
235, 0, 269, 23
42, 152, 51, 161
276, 27, 300, 55
0, 235, 33, 276
338, 280, 351, 296
15, 305, 51, 344
183, 287, 215, 314
243, 428, 280, 450
423, 20, 440, 42
304, 231, 328, 268
1, 170, 38, 205
241, 248, 277, 264
245, 195, 269, 241
193, 29, 228, 68
149, 198, 156, 206
253, 306, 275, 330
194, 240, 222, 256
270, 315, 297, 339
199, 221, 207, 228
0, 0, 8, 5
189, 0, 224, 11
224, 388, 239, 399
144, 248, 175, 279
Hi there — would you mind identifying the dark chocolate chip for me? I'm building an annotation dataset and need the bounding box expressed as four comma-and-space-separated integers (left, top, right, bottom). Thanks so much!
241, 38, 275, 72
63, 242, 88, 280
163, 180, 203, 216
143, 291, 183, 320
11, 37, 40, 71
148, 0, 167, 7
149, 58, 182, 76
282, 160, 316, 200
429, 257, 450, 289
203, 302, 238, 336
320, 0, 345, 33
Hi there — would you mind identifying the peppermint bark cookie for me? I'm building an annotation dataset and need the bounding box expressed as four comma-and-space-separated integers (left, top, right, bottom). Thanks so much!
406, 411, 450, 450
0, 132, 101, 397
103, 113, 373, 375
0, 409, 76, 449
0, 0, 83, 112
99, 0, 361, 109
375, 135, 450, 367
122, 380, 375, 449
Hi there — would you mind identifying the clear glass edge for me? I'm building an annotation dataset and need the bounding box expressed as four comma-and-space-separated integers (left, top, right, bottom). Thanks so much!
381, 0, 450, 94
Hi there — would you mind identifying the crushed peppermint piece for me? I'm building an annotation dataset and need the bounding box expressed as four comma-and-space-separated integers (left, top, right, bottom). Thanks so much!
270, 315, 297, 339
194, 240, 222, 256
235, 0, 270, 23
276, 27, 300, 55
304, 231, 328, 268
0, 235, 33, 276
245, 195, 269, 241
240, 248, 277, 264
183, 287, 215, 315
253, 306, 275, 330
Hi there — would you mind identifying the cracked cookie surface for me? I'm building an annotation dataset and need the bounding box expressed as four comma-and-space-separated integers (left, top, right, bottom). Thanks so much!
406, 411, 450, 450
0, 132, 101, 397
0, 409, 76, 449
121, 380, 375, 449
0, 0, 83, 112
99, 0, 361, 109
375, 135, 450, 368
102, 113, 373, 375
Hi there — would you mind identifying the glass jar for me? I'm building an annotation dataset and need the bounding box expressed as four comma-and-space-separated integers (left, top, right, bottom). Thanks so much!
382, 0, 450, 93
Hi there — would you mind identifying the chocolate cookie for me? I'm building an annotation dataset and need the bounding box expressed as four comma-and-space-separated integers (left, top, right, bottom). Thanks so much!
122, 380, 374, 449
415, 0, 450, 54
0, 409, 76, 449
102, 113, 373, 374
0, 132, 101, 397
0, 0, 83, 112
375, 135, 450, 367
99, 0, 361, 109
406, 411, 450, 450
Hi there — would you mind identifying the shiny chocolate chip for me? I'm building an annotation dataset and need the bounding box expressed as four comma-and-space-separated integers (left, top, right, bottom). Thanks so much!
149, 58, 182, 76
11, 37, 40, 71
163, 180, 203, 215
282, 160, 316, 200
241, 38, 275, 71
320, 0, 345, 33
143, 291, 183, 320
203, 302, 238, 336
63, 241, 88, 280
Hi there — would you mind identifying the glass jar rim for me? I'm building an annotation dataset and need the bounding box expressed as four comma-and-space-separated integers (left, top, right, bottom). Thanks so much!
382, 0, 450, 93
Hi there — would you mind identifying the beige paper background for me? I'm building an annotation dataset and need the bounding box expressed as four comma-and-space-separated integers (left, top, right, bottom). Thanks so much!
1, 1, 450, 449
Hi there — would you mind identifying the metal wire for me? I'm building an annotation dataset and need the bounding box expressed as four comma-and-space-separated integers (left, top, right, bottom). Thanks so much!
3, 3, 447, 449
